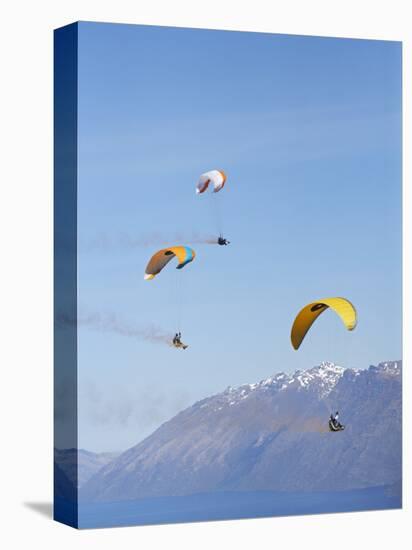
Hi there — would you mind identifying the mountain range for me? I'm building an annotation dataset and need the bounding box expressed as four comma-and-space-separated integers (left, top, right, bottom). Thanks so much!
80, 360, 402, 502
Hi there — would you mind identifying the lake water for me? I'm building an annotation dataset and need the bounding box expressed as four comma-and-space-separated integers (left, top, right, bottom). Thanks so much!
59, 486, 402, 529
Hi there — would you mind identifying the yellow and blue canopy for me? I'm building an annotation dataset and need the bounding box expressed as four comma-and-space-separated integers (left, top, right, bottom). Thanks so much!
144, 246, 196, 280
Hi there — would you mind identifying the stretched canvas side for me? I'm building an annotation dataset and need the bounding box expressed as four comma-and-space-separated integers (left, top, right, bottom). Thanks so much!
54, 22, 79, 528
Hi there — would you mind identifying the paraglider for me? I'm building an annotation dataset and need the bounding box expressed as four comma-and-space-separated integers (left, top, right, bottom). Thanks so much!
217, 236, 230, 246
290, 297, 357, 350
144, 246, 195, 280
196, 169, 230, 245
172, 332, 188, 350
144, 246, 195, 349
329, 411, 345, 431
196, 170, 227, 194
290, 298, 356, 433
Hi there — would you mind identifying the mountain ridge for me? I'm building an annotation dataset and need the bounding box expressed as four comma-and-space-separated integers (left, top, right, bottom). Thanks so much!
81, 360, 402, 502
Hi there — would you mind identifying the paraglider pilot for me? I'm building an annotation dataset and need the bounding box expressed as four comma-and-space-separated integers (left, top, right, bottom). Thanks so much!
173, 332, 182, 345
330, 411, 342, 430
218, 236, 230, 246
172, 332, 188, 349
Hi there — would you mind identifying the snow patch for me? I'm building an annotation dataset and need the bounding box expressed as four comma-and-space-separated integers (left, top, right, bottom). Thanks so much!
198, 360, 376, 411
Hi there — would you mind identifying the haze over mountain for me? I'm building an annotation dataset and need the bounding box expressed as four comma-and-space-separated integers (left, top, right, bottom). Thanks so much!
55, 448, 120, 488
81, 361, 402, 502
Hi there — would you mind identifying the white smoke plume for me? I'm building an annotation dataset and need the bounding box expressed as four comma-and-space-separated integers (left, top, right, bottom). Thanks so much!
56, 311, 173, 347
79, 232, 219, 253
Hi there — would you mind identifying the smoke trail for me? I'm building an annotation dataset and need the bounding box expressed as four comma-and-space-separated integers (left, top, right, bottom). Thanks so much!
81, 379, 192, 433
56, 311, 173, 347
79, 231, 219, 253
188, 233, 220, 245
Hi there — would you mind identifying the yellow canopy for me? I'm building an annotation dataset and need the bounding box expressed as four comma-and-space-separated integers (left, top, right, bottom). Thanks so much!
291, 297, 357, 350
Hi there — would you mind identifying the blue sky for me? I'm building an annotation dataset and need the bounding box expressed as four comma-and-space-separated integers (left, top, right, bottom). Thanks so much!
76, 22, 401, 452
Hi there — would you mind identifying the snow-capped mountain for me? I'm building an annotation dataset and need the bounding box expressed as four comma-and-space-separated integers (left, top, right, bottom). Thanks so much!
205, 362, 352, 413
81, 361, 402, 502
